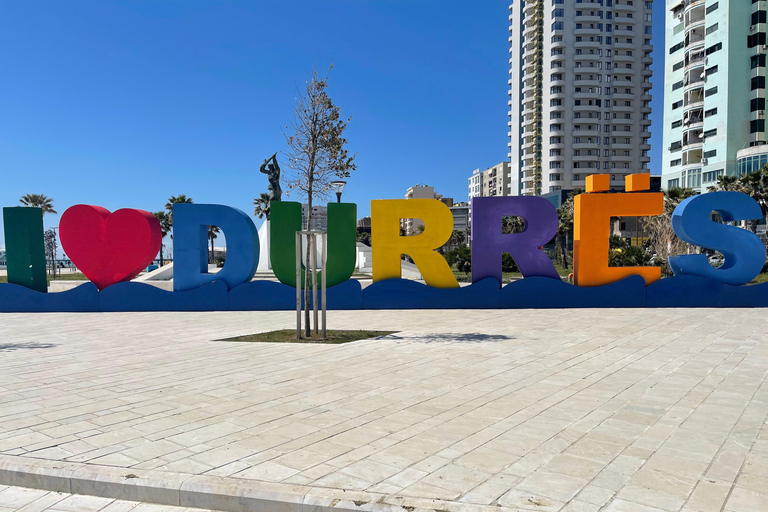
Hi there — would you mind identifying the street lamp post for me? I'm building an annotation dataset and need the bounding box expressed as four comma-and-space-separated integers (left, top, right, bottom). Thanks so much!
330, 180, 347, 203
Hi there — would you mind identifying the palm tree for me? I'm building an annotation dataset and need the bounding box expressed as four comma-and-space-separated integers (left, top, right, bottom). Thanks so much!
208, 226, 221, 264
153, 211, 172, 265
738, 166, 768, 232
165, 194, 194, 226
253, 192, 271, 219
450, 230, 466, 246
19, 194, 56, 216
707, 174, 744, 193
663, 186, 698, 213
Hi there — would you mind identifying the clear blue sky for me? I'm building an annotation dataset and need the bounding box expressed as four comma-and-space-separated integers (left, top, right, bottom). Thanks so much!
0, 1, 665, 245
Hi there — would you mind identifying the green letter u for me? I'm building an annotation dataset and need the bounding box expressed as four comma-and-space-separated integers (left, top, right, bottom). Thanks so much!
270, 202, 357, 288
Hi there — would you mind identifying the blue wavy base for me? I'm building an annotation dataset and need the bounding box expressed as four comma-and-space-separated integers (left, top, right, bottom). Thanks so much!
0, 275, 766, 311
99, 281, 228, 311
0, 282, 99, 312
228, 279, 363, 311
362, 278, 500, 309
229, 280, 295, 310
501, 276, 647, 309
647, 275, 768, 308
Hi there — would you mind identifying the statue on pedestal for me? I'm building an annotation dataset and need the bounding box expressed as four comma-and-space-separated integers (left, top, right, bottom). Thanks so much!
259, 153, 282, 220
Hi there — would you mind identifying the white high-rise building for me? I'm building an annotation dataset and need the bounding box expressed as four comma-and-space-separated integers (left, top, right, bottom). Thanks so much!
467, 162, 512, 200
508, 0, 654, 196
661, 1, 768, 193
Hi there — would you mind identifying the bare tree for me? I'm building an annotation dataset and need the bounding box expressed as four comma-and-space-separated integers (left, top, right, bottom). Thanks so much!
283, 65, 356, 337
646, 187, 698, 276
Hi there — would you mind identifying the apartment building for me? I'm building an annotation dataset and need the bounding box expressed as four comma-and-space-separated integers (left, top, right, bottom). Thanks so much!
467, 162, 512, 200
662, 1, 768, 192
401, 185, 439, 235
301, 204, 327, 231
509, 0, 653, 196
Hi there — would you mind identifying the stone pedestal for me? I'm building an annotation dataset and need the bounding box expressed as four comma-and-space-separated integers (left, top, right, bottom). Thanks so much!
257, 220, 271, 271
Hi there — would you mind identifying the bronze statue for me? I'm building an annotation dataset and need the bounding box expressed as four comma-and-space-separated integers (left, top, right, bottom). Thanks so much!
259, 152, 283, 207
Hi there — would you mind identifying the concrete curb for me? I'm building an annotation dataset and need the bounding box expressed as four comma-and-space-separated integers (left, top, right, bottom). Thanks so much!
0, 455, 519, 512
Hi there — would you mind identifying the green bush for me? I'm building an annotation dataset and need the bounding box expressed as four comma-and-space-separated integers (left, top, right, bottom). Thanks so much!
501, 252, 519, 273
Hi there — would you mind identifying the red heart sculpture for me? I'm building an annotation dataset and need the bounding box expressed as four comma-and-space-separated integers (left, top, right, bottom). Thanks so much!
60, 205, 162, 290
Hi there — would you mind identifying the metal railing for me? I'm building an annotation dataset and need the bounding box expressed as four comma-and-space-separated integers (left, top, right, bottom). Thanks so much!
295, 230, 327, 339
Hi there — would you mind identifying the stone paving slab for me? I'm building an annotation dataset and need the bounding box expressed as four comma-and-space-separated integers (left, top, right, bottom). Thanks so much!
0, 309, 766, 512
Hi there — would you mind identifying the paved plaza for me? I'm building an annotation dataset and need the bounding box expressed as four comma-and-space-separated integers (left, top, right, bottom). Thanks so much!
0, 308, 766, 512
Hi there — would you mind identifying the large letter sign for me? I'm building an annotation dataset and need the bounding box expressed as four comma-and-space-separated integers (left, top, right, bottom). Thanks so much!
60, 205, 162, 290
3, 173, 768, 311
669, 192, 766, 285
471, 196, 559, 285
371, 199, 458, 288
269, 202, 357, 288
574, 174, 663, 287
173, 204, 259, 291
3, 207, 48, 293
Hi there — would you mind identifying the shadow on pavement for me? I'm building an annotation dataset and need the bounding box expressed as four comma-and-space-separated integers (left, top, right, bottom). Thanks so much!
0, 342, 57, 352
382, 333, 513, 343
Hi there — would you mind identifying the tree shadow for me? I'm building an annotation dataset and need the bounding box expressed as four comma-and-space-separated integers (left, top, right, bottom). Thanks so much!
381, 333, 513, 344
0, 342, 57, 352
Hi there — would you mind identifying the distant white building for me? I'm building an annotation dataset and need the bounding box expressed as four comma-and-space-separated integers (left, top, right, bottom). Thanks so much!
450, 202, 470, 236
301, 204, 327, 231
468, 162, 512, 200
401, 185, 438, 235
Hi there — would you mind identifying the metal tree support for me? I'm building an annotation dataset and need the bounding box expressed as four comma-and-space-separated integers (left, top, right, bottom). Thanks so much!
295, 230, 328, 339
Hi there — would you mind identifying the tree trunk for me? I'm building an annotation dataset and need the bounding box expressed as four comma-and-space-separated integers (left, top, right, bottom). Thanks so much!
159, 245, 164, 266
210, 232, 215, 264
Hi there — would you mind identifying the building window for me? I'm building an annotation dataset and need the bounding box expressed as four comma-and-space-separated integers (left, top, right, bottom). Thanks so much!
671, 159, 682, 167
705, 86, 718, 97
703, 150, 717, 159
748, 32, 766, 48
705, 108, 718, 117
668, 179, 680, 188
685, 169, 702, 189
706, 2, 718, 14
751, 120, 766, 133
705, 66, 718, 77
706, 23, 718, 35
705, 43, 722, 56
671, 120, 682, 128
703, 169, 724, 183
753, 77, 766, 91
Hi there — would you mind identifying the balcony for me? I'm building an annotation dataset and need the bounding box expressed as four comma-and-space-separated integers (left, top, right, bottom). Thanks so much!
684, 87, 704, 108
683, 108, 704, 128
685, 26, 705, 48
682, 148, 703, 167
682, 130, 704, 149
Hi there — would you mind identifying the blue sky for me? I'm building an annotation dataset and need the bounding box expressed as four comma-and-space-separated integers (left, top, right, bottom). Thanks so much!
0, 1, 665, 245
